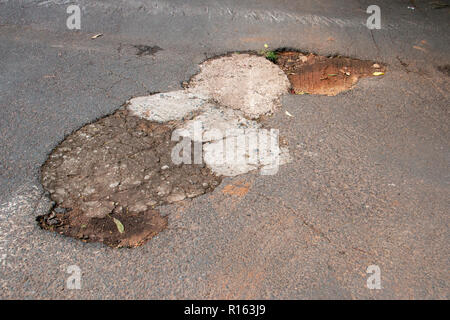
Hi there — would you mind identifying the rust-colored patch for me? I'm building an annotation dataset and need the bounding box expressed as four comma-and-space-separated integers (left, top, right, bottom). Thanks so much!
222, 181, 251, 197
275, 51, 386, 95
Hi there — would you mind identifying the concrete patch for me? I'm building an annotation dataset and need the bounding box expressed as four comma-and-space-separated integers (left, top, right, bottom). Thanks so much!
127, 90, 212, 122
203, 129, 288, 177
176, 106, 261, 142
188, 53, 291, 119
175, 105, 291, 176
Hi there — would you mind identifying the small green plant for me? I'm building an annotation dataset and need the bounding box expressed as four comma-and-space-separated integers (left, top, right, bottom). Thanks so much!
265, 51, 278, 63
259, 44, 278, 63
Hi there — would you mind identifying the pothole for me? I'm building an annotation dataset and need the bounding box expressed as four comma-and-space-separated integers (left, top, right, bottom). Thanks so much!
38, 51, 385, 248
437, 64, 450, 76
275, 50, 386, 95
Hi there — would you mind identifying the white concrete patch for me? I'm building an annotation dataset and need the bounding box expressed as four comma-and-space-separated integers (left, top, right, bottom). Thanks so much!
126, 54, 292, 177
188, 53, 290, 119
177, 106, 260, 142
203, 136, 257, 176
127, 90, 212, 122
203, 129, 289, 177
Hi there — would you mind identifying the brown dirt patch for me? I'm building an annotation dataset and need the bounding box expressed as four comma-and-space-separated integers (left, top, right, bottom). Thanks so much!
38, 108, 221, 248
37, 206, 167, 248
275, 51, 386, 95
222, 181, 251, 197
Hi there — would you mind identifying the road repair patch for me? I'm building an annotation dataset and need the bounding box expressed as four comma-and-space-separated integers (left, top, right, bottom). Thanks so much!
37, 51, 385, 247
38, 109, 221, 247
188, 53, 291, 119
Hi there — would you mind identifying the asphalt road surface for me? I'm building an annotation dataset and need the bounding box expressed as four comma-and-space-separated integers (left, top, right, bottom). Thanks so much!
0, 0, 449, 299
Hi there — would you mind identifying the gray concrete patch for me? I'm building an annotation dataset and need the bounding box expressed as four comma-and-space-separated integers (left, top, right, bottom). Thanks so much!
176, 106, 261, 142
203, 129, 288, 177
188, 53, 291, 119
176, 105, 291, 176
127, 90, 212, 122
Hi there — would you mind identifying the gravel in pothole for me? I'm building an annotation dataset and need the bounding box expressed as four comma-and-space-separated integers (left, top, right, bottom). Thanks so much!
38, 108, 221, 247
275, 51, 386, 95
